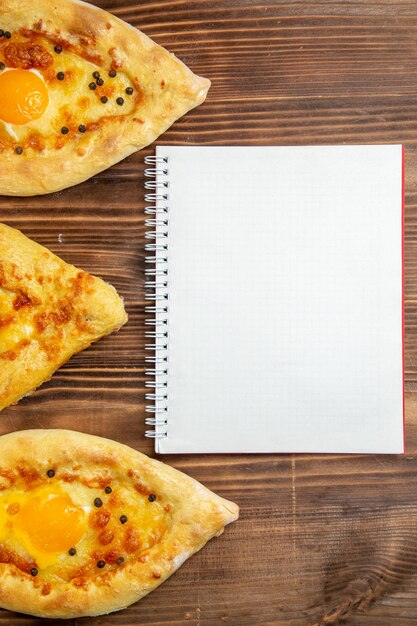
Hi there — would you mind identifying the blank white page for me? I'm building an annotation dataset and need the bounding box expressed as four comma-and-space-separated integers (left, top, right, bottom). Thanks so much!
153, 145, 404, 454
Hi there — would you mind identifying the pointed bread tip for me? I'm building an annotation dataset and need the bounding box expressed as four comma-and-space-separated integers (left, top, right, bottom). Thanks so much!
193, 74, 211, 105
220, 498, 239, 525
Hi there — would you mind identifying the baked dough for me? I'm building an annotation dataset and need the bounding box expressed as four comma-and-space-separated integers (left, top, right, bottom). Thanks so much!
0, 429, 238, 618
0, 223, 127, 411
0, 0, 210, 196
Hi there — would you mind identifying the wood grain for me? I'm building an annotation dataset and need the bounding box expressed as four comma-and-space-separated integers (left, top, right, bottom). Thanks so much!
0, 0, 417, 624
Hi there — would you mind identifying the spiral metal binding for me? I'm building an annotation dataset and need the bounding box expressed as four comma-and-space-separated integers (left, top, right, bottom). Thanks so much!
144, 155, 169, 439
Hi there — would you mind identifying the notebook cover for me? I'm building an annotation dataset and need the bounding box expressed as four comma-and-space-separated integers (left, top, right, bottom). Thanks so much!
145, 145, 405, 454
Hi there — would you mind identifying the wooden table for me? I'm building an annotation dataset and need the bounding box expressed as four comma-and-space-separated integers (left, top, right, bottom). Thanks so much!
0, 1, 416, 624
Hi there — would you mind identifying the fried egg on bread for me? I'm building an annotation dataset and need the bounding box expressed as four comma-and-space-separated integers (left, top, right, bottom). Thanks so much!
0, 0, 210, 195
0, 430, 238, 618
0, 223, 127, 412
0, 34, 138, 145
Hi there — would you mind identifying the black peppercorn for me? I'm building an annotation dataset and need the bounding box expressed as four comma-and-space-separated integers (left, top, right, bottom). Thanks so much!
57, 72, 65, 81
68, 548, 76, 556
148, 493, 157, 502
109, 69, 117, 78
116, 97, 124, 106
54, 45, 62, 54
15, 146, 23, 155
0, 30, 4, 37
116, 556, 124, 565
104, 486, 112, 494
30, 568, 38, 576
61, 127, 69, 135
96, 560, 105, 568
47, 469, 55, 478
92, 71, 100, 79
96, 78, 104, 86
89, 82, 97, 90
0, 62, 5, 71
4, 32, 11, 39
100, 96, 108, 103
125, 87, 134, 95
120, 515, 128, 524
78, 124, 86, 133
94, 497, 103, 508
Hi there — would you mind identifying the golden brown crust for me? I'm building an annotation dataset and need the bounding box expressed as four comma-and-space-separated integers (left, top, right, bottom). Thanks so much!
0, 430, 238, 618
4, 42, 54, 69
0, 223, 127, 411
0, 0, 210, 195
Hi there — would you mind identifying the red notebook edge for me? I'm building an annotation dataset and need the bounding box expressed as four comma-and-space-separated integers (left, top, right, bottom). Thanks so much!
401, 146, 406, 454
402, 144, 406, 454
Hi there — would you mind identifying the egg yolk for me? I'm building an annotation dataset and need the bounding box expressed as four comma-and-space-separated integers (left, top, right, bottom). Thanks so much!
14, 494, 86, 553
0, 69, 49, 125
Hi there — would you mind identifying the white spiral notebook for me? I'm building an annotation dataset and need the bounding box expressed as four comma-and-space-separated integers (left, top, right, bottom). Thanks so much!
144, 145, 404, 454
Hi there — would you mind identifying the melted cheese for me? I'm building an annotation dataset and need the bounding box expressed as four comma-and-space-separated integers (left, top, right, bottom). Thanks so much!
0, 223, 127, 411
0, 486, 87, 568
0, 477, 170, 583
0, 286, 35, 354
0, 34, 136, 151
0, 286, 14, 316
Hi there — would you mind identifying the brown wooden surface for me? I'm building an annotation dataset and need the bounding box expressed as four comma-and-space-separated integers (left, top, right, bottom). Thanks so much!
1, 0, 417, 624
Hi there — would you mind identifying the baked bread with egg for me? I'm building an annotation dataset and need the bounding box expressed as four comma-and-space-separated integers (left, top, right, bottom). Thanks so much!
0, 0, 210, 195
0, 223, 127, 411
0, 429, 238, 618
